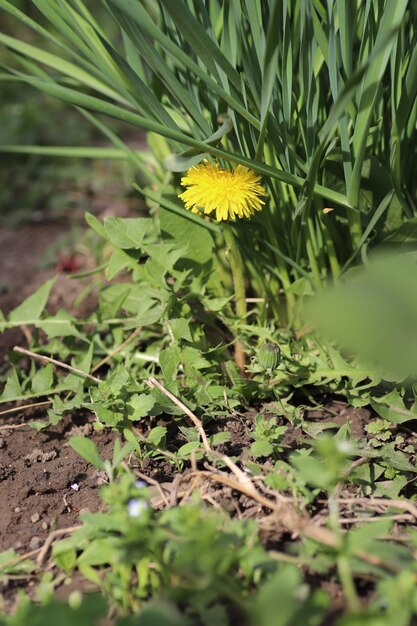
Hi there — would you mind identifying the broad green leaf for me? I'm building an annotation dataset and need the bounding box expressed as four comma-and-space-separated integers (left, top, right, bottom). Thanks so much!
177, 440, 201, 458
0, 548, 35, 574
38, 310, 85, 339
381, 217, 417, 249
146, 426, 167, 447
77, 537, 120, 566
112, 440, 135, 466
159, 345, 181, 382
69, 436, 105, 471
251, 566, 309, 626
85, 211, 108, 239
210, 432, 231, 447
104, 217, 153, 249
52, 541, 77, 573
250, 439, 274, 458
0, 368, 22, 402
160, 207, 214, 263
181, 347, 211, 371
371, 390, 417, 425
127, 394, 155, 420
347, 519, 392, 553
31, 364, 54, 394
88, 405, 124, 427
8, 278, 56, 324
169, 318, 193, 343
106, 249, 137, 280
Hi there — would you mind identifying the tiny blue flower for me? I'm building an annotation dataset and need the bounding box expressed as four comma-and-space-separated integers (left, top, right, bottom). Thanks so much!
135, 480, 148, 489
128, 498, 149, 518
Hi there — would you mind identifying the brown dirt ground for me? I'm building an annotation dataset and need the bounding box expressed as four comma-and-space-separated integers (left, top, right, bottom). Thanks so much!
0, 413, 116, 551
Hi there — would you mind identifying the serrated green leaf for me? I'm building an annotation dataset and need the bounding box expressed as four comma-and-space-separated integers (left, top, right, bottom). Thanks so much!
210, 432, 231, 447
104, 217, 153, 249
250, 438, 274, 458
106, 248, 136, 280
8, 277, 55, 324
159, 345, 181, 382
0, 368, 22, 402
371, 390, 417, 424
160, 207, 214, 263
89, 404, 124, 427
31, 364, 53, 394
127, 393, 155, 420
39, 310, 84, 339
169, 318, 193, 343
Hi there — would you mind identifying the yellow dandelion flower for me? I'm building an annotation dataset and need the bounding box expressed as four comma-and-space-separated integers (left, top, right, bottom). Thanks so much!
178, 162, 267, 222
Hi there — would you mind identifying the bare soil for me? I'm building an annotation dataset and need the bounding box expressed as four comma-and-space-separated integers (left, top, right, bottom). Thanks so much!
0, 413, 116, 554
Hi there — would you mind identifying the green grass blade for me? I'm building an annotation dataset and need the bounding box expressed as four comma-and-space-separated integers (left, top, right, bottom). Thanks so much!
161, 0, 241, 90
349, 0, 408, 208
0, 32, 129, 105
107, 0, 260, 129
0, 145, 148, 159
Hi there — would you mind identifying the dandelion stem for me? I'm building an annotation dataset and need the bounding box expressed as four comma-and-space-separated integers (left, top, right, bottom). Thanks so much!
224, 226, 246, 373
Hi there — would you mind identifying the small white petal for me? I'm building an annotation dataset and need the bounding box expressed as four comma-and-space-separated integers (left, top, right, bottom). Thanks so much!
128, 499, 149, 518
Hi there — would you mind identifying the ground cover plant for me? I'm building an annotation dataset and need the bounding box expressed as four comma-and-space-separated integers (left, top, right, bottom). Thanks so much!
2, 0, 417, 624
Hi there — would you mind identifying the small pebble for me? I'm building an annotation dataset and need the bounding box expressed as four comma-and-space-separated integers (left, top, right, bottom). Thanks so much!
0, 438, 5, 449
70, 483, 79, 492
82, 424, 93, 436
96, 471, 108, 486
29, 536, 42, 549
41, 521, 48, 531
79, 507, 90, 515
14, 507, 20, 513
30, 512, 40, 524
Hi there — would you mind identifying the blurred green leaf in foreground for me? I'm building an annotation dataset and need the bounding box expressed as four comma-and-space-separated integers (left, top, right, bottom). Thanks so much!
309, 252, 417, 381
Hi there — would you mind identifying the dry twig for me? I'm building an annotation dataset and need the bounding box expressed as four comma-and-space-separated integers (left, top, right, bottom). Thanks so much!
92, 326, 142, 372
194, 469, 406, 574
321, 497, 417, 520
145, 377, 211, 451
14, 346, 101, 383
0, 400, 52, 418
36, 525, 82, 566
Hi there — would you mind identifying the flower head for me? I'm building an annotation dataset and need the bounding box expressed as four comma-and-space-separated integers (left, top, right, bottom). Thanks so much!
179, 162, 267, 222
128, 498, 149, 518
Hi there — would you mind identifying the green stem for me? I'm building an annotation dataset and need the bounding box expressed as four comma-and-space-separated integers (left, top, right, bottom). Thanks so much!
224, 226, 246, 372
224, 226, 247, 319
263, 206, 294, 325
328, 487, 360, 613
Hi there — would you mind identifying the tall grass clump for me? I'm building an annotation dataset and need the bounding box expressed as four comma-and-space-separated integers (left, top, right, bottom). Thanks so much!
1, 0, 417, 330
